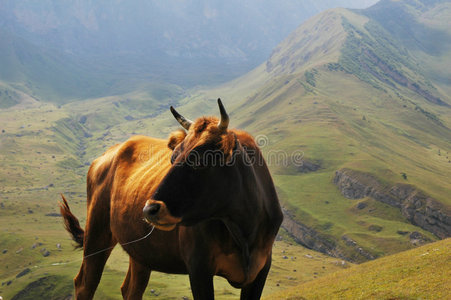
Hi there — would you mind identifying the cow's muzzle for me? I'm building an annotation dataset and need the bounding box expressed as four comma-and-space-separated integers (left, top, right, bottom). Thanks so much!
143, 200, 182, 231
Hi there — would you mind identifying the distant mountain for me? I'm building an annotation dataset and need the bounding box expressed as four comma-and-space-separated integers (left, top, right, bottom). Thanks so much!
0, 0, 379, 101
361, 0, 451, 91
265, 2, 449, 106
0, 29, 116, 104
0, 0, 379, 61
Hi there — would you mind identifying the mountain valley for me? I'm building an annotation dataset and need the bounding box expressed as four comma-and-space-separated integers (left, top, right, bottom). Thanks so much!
1, 0, 451, 298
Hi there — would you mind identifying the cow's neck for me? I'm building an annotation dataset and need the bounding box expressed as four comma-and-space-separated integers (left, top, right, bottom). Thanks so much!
220, 193, 267, 283
222, 218, 251, 277
220, 160, 269, 279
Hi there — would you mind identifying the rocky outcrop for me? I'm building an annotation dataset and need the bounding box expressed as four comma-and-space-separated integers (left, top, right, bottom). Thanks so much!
390, 184, 451, 238
281, 208, 376, 263
409, 231, 432, 246
341, 235, 376, 260
334, 169, 451, 239
297, 160, 322, 173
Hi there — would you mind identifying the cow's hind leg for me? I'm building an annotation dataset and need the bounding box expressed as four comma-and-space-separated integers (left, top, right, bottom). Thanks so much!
74, 203, 117, 299
121, 257, 151, 300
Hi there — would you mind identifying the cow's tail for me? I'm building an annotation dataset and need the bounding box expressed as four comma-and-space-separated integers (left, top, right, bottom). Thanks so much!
59, 194, 84, 249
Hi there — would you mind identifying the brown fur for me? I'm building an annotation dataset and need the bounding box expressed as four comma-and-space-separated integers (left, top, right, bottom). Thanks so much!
167, 129, 187, 150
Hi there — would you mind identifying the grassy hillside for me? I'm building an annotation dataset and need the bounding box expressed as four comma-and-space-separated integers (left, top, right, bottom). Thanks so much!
268, 237, 451, 299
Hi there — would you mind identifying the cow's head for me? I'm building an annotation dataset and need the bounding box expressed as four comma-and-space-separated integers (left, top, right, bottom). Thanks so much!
143, 99, 246, 231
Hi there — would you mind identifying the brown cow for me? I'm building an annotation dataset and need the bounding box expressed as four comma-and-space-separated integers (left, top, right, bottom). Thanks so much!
60, 99, 283, 299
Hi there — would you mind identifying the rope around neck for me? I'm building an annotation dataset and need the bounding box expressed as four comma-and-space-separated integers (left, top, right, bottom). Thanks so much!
83, 225, 156, 259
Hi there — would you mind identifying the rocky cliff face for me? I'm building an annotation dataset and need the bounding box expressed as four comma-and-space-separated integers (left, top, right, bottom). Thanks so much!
281, 209, 377, 263
334, 169, 451, 239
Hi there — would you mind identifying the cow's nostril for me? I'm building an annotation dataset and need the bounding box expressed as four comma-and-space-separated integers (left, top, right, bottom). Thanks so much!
143, 203, 161, 217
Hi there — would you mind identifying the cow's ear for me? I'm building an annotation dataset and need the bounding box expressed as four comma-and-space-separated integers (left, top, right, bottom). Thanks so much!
168, 130, 187, 150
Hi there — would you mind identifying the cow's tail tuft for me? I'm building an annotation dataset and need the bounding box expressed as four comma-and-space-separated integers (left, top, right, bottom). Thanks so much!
59, 194, 84, 249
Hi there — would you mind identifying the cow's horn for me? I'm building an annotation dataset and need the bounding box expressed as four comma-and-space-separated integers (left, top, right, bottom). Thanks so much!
170, 106, 193, 130
217, 98, 229, 131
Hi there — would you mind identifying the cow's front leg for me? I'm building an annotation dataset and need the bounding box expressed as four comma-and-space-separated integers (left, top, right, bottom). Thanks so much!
188, 272, 214, 300
240, 256, 271, 300
187, 258, 214, 300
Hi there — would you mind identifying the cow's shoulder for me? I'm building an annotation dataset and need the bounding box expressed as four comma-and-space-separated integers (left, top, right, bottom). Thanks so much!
114, 135, 167, 164
88, 136, 169, 183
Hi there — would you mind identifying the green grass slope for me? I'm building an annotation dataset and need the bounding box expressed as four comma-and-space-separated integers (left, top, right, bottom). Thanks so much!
268, 237, 451, 299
